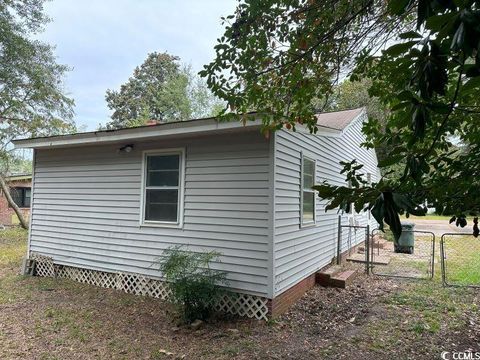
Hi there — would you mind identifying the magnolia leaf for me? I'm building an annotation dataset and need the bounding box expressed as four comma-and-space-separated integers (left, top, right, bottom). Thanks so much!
377, 154, 405, 168
312, 184, 335, 198
417, 0, 433, 29
392, 193, 426, 216
384, 41, 418, 57
390, 101, 410, 111
388, 0, 412, 15
371, 194, 385, 231
425, 12, 457, 32
462, 76, 480, 94
465, 64, 480, 78
456, 217, 467, 228
399, 31, 423, 39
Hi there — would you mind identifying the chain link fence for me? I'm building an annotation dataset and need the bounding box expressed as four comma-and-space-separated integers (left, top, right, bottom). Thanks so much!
440, 233, 480, 288
370, 228, 435, 279
337, 220, 479, 288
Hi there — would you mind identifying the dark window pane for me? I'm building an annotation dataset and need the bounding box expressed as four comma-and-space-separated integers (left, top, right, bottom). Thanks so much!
147, 155, 179, 171
146, 189, 178, 204
145, 189, 178, 222
147, 170, 179, 187
302, 192, 315, 222
24, 191, 31, 207
10, 188, 23, 207
23, 188, 31, 207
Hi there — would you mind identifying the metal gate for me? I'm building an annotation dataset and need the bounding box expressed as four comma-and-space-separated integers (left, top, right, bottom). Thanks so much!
440, 233, 480, 288
335, 215, 370, 273
370, 228, 435, 280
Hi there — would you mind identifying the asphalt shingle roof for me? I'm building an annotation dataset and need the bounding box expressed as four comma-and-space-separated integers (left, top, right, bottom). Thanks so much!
315, 107, 364, 131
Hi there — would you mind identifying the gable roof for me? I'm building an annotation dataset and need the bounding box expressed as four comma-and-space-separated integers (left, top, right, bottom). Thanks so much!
315, 107, 364, 131
12, 108, 365, 149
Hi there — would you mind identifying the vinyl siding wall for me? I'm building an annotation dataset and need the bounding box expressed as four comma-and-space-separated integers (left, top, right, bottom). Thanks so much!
274, 115, 379, 296
29, 130, 273, 297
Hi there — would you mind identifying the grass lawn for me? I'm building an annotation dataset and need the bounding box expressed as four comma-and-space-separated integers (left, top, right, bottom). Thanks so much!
0, 228, 479, 359
400, 214, 454, 221
442, 235, 480, 286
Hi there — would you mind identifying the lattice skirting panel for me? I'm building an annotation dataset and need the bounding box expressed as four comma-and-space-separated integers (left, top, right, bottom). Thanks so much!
30, 253, 269, 320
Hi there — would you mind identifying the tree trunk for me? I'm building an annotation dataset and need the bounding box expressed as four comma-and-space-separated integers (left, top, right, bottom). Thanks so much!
0, 175, 29, 229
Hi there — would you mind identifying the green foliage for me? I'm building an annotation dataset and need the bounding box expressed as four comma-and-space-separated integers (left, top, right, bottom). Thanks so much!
3, 152, 32, 175
104, 54, 225, 129
186, 66, 225, 119
203, 0, 480, 240
0, 0, 75, 158
105, 52, 191, 129
0, 0, 75, 228
318, 78, 387, 125
159, 246, 228, 323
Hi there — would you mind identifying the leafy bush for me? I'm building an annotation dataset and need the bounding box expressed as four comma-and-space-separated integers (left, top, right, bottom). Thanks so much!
159, 246, 228, 323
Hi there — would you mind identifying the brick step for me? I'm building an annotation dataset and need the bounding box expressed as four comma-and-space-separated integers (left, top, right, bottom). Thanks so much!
315, 265, 342, 286
315, 266, 357, 288
330, 270, 357, 289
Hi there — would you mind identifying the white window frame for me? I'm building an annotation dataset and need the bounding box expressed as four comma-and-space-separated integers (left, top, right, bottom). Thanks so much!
300, 153, 317, 227
140, 148, 185, 228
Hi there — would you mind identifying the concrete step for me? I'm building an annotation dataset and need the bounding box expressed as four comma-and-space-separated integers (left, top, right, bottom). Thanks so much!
357, 239, 388, 252
330, 270, 357, 289
346, 253, 391, 265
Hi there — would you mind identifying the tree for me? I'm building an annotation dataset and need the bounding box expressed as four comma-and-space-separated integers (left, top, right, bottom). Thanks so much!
201, 0, 480, 239
0, 0, 75, 229
319, 78, 387, 124
104, 54, 225, 129
105, 52, 191, 129
186, 66, 225, 119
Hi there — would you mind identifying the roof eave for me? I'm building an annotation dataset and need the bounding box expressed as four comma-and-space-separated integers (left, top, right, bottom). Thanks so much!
12, 118, 264, 149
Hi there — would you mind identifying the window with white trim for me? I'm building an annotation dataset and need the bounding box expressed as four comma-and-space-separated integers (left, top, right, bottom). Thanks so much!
301, 155, 316, 225
142, 150, 184, 225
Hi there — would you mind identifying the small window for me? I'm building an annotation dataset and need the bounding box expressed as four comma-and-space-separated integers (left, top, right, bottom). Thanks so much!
301, 156, 316, 225
142, 150, 184, 226
10, 187, 31, 208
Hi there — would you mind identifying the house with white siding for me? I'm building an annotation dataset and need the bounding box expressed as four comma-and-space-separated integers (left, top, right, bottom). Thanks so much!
13, 107, 378, 320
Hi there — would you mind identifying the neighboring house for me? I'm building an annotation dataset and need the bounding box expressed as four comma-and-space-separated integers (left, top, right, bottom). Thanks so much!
0, 174, 32, 226
13, 107, 379, 319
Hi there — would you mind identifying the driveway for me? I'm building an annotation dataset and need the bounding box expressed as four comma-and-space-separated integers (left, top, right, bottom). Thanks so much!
409, 219, 470, 237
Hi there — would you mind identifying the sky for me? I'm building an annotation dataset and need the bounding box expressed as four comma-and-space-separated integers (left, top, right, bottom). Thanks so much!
38, 0, 238, 131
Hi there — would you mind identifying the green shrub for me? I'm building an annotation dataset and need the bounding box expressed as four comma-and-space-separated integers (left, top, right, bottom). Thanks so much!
159, 246, 228, 323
